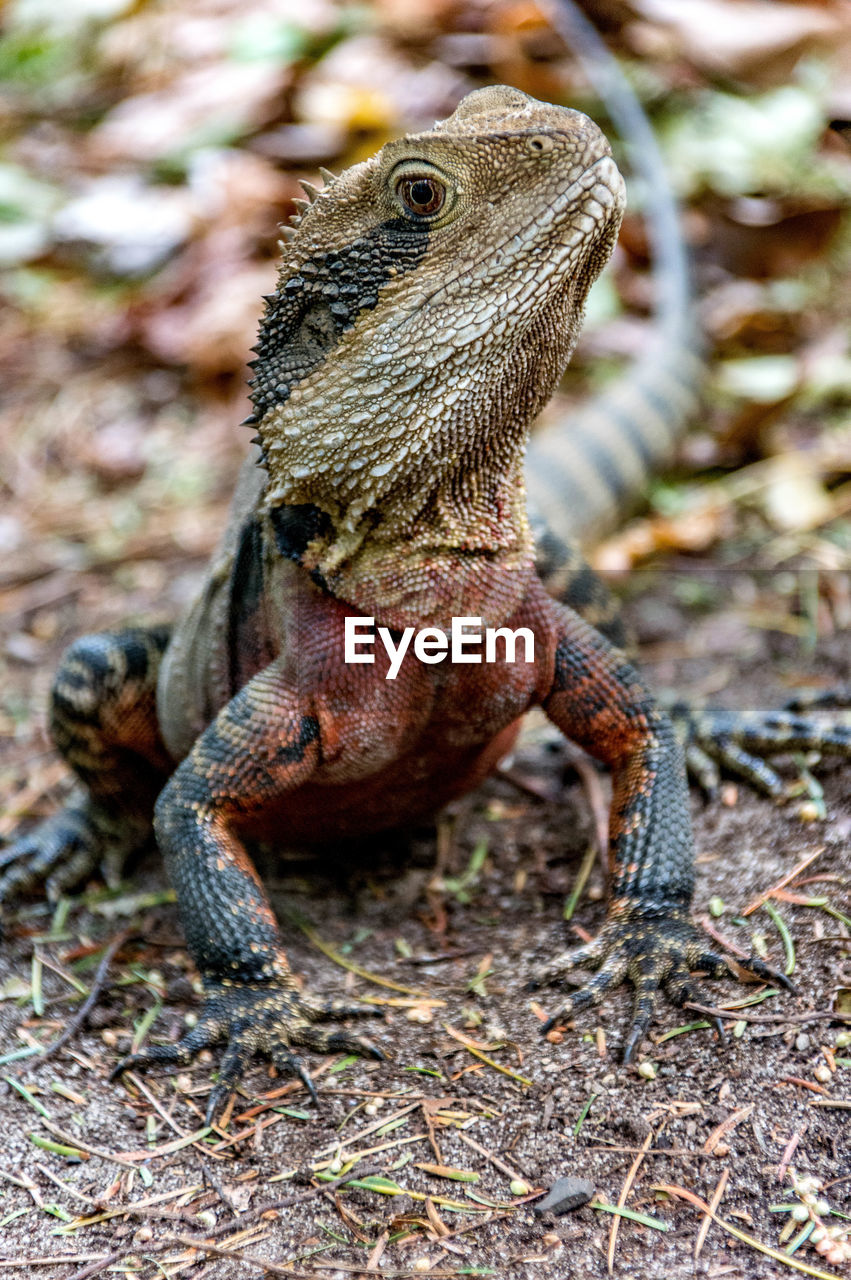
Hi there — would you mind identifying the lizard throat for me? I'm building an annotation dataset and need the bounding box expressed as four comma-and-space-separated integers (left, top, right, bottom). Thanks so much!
265, 454, 535, 631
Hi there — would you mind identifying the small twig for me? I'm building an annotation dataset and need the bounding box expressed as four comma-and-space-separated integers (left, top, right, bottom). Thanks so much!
313, 1133, 429, 1173
0, 1167, 40, 1193
160, 1235, 289, 1276
123, 1070, 191, 1140
203, 1163, 385, 1241
167, 1235, 459, 1277
684, 1002, 851, 1026
292, 912, 433, 997
742, 849, 825, 917
778, 1123, 807, 1183
498, 767, 555, 803
442, 1025, 532, 1087
196, 1154, 239, 1218
365, 1228, 390, 1270
656, 1182, 844, 1280
206, 1108, 290, 1155
587, 1145, 692, 1156
563, 843, 598, 922
38, 1120, 137, 1168
58, 1191, 218, 1234
421, 1099, 443, 1164
567, 749, 610, 866
69, 1250, 130, 1280
34, 930, 131, 1065
41, 1182, 206, 1239
704, 1105, 753, 1156
608, 1127, 655, 1273
0, 1255, 118, 1274
697, 916, 750, 960
454, 1130, 531, 1183
315, 1103, 421, 1160
33, 1162, 103, 1208
780, 1077, 829, 1097
694, 1168, 729, 1260
401, 949, 481, 965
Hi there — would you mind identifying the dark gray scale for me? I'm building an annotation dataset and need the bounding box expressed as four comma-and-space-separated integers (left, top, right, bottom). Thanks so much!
224, 515, 282, 697
248, 218, 432, 423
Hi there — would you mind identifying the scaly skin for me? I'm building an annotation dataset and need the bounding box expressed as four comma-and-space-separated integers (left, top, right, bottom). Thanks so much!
2, 87, 849, 1117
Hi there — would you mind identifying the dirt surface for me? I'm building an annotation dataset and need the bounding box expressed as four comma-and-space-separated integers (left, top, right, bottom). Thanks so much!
1, 561, 849, 1278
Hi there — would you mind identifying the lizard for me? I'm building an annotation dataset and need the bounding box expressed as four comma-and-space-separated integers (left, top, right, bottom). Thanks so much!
2, 85, 849, 1121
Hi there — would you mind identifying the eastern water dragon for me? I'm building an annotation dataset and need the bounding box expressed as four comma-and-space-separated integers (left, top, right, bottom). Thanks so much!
2, 66, 848, 1121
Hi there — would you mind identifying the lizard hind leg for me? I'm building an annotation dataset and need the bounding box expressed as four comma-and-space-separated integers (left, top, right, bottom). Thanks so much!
0, 626, 173, 904
667, 697, 851, 800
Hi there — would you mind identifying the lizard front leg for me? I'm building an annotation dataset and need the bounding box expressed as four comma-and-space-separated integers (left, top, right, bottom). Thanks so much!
113, 660, 382, 1118
536, 604, 790, 1060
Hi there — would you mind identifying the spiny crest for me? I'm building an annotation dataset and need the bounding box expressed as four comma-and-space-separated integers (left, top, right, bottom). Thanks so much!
276, 166, 338, 252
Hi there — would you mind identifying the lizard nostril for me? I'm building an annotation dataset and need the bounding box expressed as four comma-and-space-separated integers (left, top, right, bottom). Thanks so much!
527, 135, 555, 154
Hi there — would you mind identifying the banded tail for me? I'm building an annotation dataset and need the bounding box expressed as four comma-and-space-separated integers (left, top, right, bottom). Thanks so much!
526, 0, 705, 554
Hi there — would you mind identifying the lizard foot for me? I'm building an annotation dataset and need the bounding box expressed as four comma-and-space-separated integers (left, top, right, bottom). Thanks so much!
0, 790, 150, 909
784, 684, 851, 713
111, 980, 385, 1122
667, 699, 851, 799
531, 903, 793, 1062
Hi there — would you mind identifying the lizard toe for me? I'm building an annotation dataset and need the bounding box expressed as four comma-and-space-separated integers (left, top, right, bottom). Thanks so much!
661, 964, 726, 1043
110, 1013, 224, 1081
1, 793, 151, 913
669, 700, 851, 799
621, 984, 658, 1064
289, 1023, 385, 1061
528, 934, 612, 993
682, 743, 721, 800
271, 1051, 319, 1107
540, 954, 630, 1033
300, 996, 381, 1021
0, 803, 95, 903
735, 952, 796, 994
784, 684, 851, 712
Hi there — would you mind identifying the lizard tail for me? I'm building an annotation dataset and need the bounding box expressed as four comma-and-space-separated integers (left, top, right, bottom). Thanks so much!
526, 0, 705, 554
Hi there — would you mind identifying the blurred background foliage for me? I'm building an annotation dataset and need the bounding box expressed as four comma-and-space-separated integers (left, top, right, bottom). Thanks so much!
0, 0, 849, 687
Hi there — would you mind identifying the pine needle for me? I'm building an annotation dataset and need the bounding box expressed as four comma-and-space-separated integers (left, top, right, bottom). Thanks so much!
442, 1025, 532, 1087
695, 1168, 729, 1259
608, 1127, 655, 1271
292, 914, 436, 997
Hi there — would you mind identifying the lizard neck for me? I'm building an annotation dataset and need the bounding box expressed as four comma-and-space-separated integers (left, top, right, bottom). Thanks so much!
267, 451, 534, 631
259, 301, 572, 630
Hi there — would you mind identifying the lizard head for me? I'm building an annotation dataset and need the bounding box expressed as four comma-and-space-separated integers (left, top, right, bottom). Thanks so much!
251, 85, 625, 553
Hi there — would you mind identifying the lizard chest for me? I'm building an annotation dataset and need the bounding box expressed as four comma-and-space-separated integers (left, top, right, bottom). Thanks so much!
230, 587, 543, 843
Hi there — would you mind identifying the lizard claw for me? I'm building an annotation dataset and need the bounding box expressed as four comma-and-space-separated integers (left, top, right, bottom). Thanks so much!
111, 979, 385, 1120
534, 903, 792, 1060
735, 952, 796, 995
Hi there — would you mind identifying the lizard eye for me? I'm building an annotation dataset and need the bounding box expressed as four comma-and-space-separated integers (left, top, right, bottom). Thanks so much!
395, 174, 446, 218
